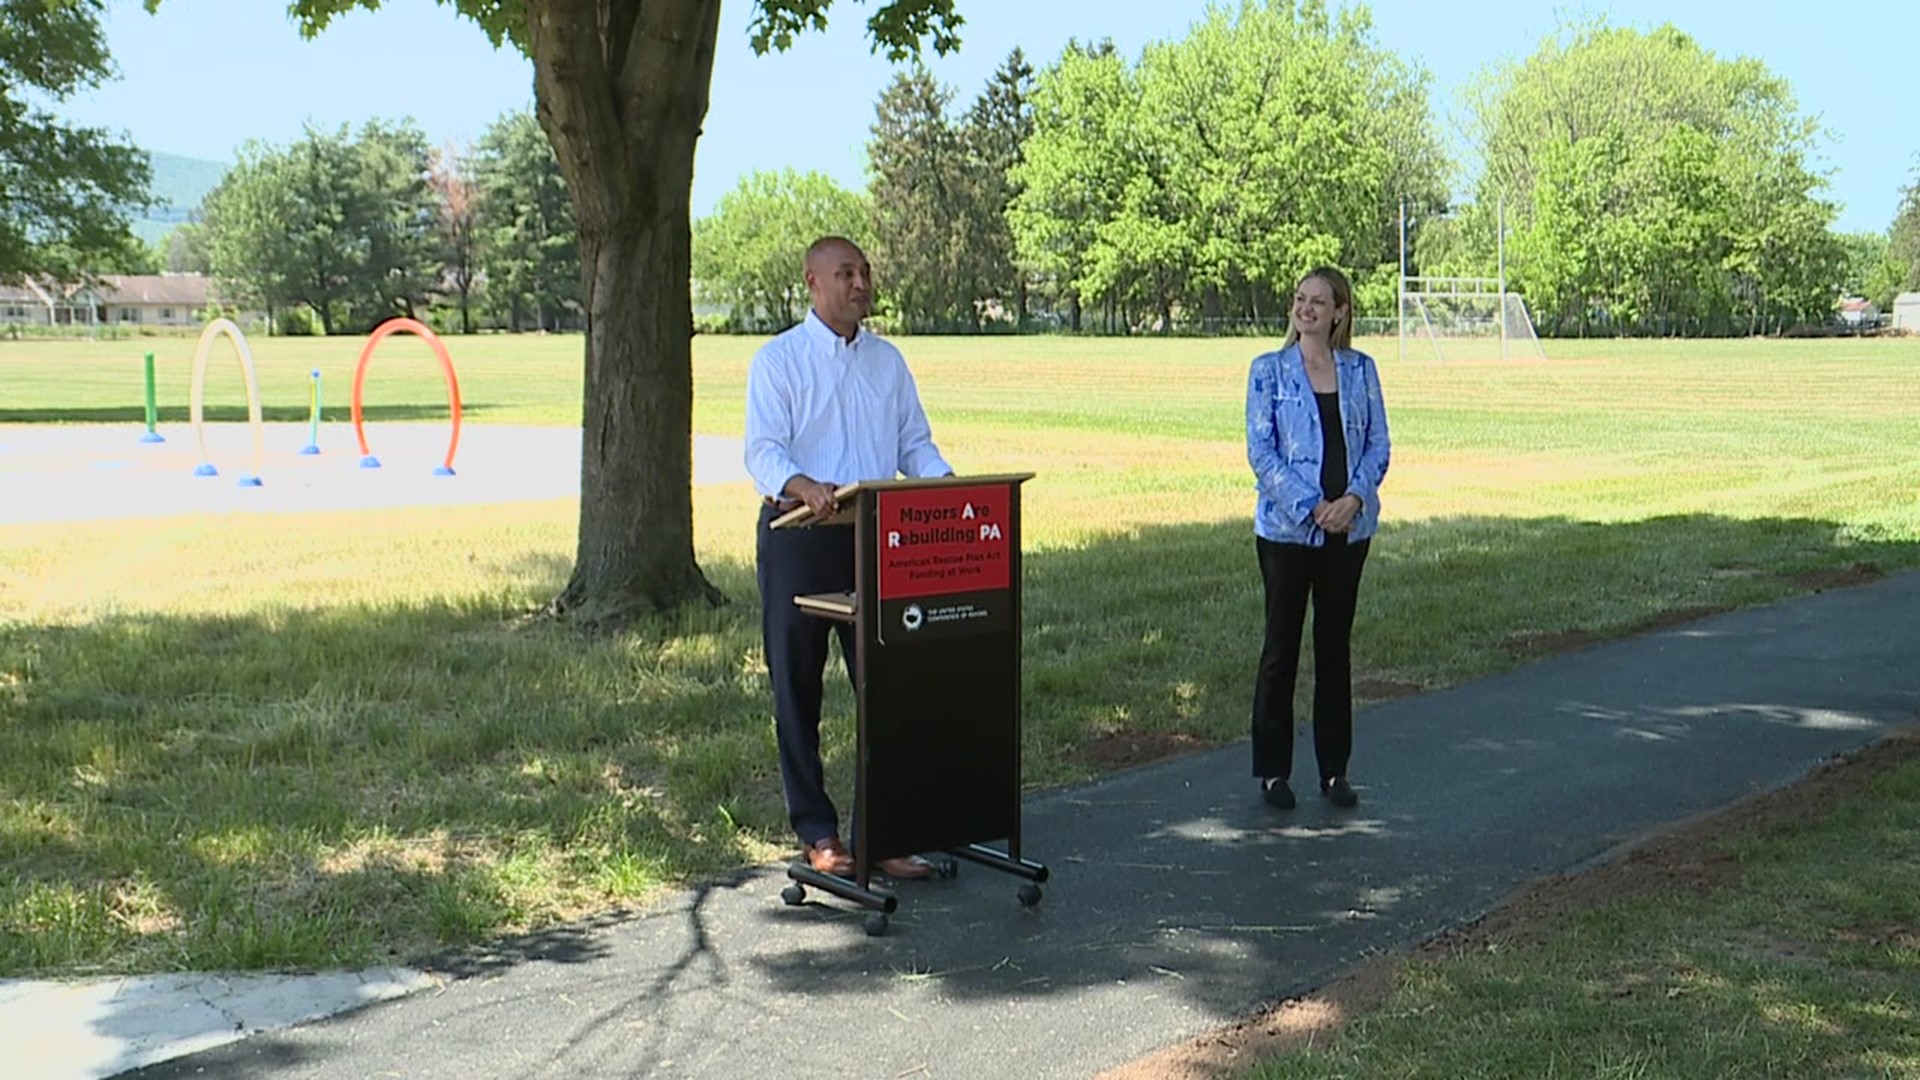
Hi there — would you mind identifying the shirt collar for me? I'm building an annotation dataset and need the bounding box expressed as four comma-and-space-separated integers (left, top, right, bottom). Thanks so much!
804, 309, 860, 350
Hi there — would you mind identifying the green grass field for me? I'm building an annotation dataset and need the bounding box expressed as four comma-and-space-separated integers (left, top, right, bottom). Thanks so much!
3, 332, 1918, 1074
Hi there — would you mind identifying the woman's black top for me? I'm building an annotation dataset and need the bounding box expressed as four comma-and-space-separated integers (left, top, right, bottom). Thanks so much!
1315, 390, 1347, 501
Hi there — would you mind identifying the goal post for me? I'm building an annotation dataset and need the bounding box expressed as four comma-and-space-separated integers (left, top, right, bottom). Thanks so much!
1397, 277, 1546, 362
1396, 198, 1546, 362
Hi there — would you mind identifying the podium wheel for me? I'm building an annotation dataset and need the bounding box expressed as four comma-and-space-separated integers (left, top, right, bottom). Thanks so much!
863, 912, 890, 937
780, 883, 806, 906
1017, 883, 1044, 909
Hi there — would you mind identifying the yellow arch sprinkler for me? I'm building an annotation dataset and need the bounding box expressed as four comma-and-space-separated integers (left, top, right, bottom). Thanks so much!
189, 318, 266, 487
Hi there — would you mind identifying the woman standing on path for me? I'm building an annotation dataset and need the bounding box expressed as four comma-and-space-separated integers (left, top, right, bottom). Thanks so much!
1244, 266, 1391, 810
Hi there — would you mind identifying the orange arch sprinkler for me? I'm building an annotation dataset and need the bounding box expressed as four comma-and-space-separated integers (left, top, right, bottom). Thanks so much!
351, 317, 463, 476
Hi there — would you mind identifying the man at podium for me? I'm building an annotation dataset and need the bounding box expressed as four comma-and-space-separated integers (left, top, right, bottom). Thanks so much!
744, 236, 953, 881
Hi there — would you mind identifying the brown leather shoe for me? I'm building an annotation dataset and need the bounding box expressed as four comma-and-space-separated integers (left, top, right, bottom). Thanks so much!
804, 836, 853, 876
875, 854, 934, 880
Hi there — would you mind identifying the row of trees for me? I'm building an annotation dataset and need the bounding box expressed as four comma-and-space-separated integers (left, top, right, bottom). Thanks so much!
24, 6, 1915, 342
697, 4, 1448, 334
695, 8, 1920, 338
185, 111, 578, 336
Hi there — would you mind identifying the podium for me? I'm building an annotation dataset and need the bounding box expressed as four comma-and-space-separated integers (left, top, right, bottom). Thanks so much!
772, 473, 1049, 935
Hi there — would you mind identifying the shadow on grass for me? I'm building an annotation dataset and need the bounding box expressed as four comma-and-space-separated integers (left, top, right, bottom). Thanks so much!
2, 512, 1917, 1046
0, 404, 494, 424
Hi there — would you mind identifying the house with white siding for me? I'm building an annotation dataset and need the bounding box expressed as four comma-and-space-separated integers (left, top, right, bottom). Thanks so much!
0, 274, 251, 328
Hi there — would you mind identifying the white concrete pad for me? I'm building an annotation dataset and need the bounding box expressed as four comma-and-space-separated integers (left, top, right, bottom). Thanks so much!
0, 968, 436, 1079
0, 423, 750, 525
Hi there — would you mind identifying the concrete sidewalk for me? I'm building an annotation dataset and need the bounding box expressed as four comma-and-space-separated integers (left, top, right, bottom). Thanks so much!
32, 573, 1920, 1079
2, 971, 433, 1080
0, 423, 750, 525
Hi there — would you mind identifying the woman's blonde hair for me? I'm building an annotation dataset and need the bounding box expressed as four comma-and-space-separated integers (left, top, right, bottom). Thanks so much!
1283, 265, 1355, 351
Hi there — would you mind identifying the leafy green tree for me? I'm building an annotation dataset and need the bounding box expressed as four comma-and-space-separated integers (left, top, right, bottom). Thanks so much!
1008, 40, 1131, 330
1, 0, 151, 281
1013, 3, 1445, 333
472, 109, 579, 331
200, 124, 453, 334
1835, 230, 1888, 307
1883, 164, 1920, 304
280, 125, 362, 335
199, 143, 302, 331
963, 47, 1034, 324
349, 119, 441, 327
162, 222, 211, 275
429, 144, 483, 334
869, 67, 978, 329
692, 169, 869, 330
191, 0, 966, 626
1135, 0, 1442, 326
1463, 20, 1840, 335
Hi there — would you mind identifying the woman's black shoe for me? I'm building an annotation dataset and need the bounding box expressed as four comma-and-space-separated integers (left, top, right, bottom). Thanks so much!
1321, 776, 1358, 807
1262, 778, 1296, 809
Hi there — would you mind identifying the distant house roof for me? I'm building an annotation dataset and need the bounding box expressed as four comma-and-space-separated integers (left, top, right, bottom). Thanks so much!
96, 274, 212, 307
1896, 292, 1920, 305
0, 273, 215, 307
1840, 298, 1878, 313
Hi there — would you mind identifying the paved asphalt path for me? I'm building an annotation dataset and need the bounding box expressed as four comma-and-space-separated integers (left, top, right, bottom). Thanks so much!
123, 571, 1919, 1079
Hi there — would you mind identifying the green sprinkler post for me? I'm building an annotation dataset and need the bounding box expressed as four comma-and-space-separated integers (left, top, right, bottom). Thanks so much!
140, 350, 165, 443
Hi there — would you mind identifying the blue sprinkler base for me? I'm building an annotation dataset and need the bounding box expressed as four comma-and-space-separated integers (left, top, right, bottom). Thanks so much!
432, 465, 456, 477
140, 432, 166, 444
236, 475, 263, 488
193, 463, 218, 477
359, 455, 382, 469
299, 444, 321, 456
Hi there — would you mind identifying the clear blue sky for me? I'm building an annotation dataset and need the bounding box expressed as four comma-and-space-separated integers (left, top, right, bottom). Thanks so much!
57, 0, 1916, 233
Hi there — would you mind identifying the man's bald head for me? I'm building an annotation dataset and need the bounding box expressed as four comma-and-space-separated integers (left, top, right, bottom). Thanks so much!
804, 236, 864, 272
803, 236, 872, 339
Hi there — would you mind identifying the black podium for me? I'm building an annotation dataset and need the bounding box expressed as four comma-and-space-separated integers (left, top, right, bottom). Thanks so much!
772, 473, 1049, 935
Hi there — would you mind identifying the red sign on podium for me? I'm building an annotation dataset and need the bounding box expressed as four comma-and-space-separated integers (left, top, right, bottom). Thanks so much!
874, 484, 1012, 642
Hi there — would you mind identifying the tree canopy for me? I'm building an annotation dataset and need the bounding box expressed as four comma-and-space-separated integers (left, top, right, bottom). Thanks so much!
1460, 20, 1842, 335
1009, 2, 1446, 333
199, 123, 440, 335
693, 168, 869, 331
1, 0, 151, 281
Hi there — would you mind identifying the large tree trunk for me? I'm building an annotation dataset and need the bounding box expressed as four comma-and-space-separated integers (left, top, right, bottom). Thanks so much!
531, 0, 725, 628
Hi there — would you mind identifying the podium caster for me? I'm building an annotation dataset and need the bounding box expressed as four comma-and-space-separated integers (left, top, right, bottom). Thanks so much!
1017, 883, 1044, 909
863, 912, 890, 937
780, 883, 806, 906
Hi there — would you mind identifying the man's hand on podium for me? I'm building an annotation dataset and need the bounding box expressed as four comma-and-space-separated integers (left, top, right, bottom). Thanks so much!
785, 476, 840, 518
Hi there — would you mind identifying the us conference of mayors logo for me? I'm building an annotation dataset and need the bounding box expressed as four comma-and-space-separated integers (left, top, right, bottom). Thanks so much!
902, 604, 925, 632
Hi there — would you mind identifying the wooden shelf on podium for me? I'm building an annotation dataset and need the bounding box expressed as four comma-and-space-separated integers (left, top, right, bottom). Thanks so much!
793, 591, 857, 622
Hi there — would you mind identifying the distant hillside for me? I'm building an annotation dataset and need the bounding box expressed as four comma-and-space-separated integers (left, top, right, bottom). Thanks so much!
132, 151, 229, 245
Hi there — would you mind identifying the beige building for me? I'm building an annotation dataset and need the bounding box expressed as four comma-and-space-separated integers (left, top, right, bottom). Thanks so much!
1893, 292, 1920, 332
0, 274, 240, 328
